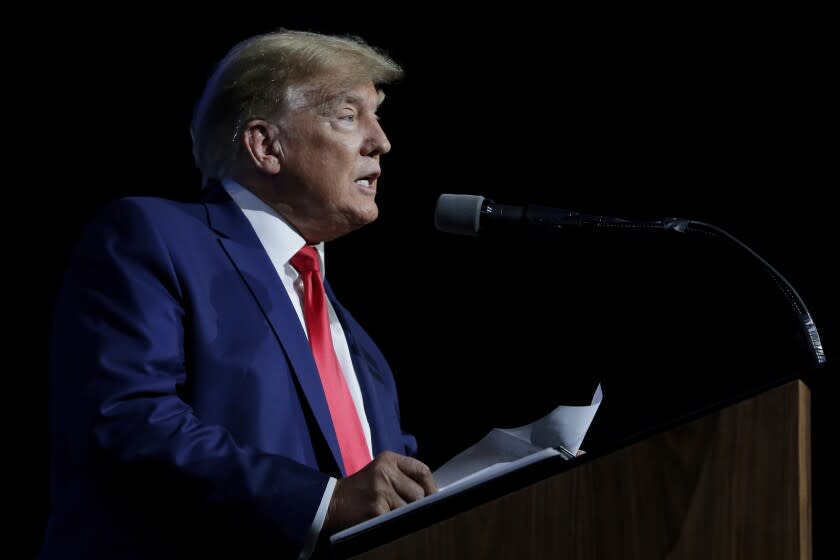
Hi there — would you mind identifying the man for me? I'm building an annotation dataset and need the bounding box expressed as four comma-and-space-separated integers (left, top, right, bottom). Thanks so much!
40, 29, 436, 559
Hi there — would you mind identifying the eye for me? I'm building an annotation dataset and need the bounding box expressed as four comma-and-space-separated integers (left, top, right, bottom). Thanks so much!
340, 112, 356, 122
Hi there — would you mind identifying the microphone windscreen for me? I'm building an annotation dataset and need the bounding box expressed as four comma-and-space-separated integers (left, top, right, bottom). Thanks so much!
434, 194, 484, 236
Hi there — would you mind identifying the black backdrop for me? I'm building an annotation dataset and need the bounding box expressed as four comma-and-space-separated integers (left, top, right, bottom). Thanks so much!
27, 12, 836, 556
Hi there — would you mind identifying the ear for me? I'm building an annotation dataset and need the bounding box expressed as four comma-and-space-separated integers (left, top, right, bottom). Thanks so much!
241, 119, 283, 174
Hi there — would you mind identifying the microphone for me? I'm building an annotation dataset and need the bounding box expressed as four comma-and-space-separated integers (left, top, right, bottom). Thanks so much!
433, 193, 638, 236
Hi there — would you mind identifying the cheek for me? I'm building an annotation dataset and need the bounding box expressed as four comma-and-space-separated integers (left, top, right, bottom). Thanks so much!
313, 141, 354, 168
295, 134, 361, 187
327, 144, 362, 184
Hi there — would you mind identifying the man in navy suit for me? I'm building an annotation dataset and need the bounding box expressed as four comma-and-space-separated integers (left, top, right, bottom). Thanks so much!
41, 29, 436, 559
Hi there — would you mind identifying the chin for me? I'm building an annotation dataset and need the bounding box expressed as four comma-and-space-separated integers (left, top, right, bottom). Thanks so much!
354, 207, 379, 228
351, 199, 379, 225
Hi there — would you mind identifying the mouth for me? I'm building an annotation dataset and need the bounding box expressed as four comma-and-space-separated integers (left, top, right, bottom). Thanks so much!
354, 171, 380, 193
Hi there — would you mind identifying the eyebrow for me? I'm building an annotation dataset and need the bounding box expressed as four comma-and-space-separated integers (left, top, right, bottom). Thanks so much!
327, 90, 385, 111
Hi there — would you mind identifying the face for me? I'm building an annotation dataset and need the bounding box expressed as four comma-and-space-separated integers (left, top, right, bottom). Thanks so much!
273, 81, 391, 242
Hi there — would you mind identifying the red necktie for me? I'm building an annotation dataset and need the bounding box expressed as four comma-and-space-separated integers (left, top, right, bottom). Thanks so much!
290, 245, 371, 476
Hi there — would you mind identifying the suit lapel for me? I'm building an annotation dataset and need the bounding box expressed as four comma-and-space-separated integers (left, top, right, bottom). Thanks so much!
202, 184, 345, 475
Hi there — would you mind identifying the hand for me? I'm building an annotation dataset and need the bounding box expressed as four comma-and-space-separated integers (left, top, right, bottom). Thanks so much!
323, 451, 438, 532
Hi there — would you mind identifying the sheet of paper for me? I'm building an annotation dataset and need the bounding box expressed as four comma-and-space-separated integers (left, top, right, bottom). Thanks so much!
500, 383, 603, 453
433, 428, 543, 489
436, 446, 560, 492
435, 383, 602, 489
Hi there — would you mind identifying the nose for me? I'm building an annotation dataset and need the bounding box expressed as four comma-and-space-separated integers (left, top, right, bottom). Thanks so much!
363, 118, 391, 157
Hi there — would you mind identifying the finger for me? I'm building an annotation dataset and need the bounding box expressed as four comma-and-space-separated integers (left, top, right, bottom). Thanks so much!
395, 455, 438, 495
383, 491, 408, 511
389, 469, 428, 503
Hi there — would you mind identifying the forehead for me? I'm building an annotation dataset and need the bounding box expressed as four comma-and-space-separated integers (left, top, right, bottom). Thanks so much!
287, 81, 384, 112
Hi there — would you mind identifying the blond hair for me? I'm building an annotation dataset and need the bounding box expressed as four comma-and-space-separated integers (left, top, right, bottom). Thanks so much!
190, 29, 403, 183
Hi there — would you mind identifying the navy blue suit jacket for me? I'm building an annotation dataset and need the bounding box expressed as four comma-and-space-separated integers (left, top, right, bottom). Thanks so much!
40, 185, 416, 559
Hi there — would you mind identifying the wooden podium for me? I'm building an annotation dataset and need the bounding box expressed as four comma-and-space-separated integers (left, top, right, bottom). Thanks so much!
331, 379, 811, 559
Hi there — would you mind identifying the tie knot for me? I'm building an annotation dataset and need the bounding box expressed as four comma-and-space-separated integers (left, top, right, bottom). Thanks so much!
290, 245, 320, 274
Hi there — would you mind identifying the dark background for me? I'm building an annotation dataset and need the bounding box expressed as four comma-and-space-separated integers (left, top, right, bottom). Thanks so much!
25, 11, 835, 556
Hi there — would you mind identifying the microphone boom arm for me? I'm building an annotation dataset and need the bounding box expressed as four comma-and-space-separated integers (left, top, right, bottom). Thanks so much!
585, 215, 827, 367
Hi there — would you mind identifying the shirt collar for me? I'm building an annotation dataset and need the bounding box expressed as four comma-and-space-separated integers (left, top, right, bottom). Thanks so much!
221, 178, 325, 275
